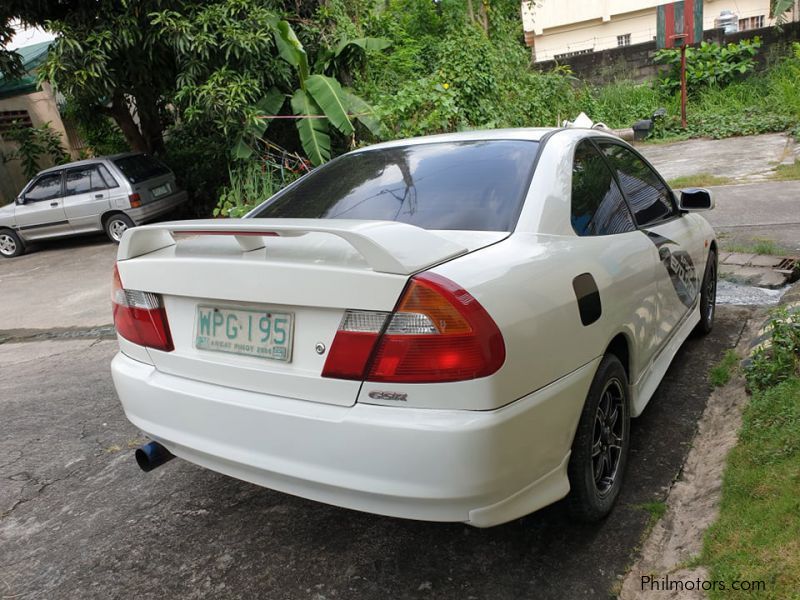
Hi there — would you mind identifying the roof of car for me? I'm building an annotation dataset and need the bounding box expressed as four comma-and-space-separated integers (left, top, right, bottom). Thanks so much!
355, 128, 557, 153
38, 152, 141, 174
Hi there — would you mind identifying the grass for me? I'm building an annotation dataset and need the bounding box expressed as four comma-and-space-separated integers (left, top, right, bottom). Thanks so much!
701, 377, 800, 599
639, 501, 667, 522
722, 238, 783, 256
709, 350, 740, 387
667, 173, 734, 188
771, 159, 800, 181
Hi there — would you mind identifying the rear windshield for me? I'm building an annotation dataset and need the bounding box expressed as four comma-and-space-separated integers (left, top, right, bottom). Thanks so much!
112, 154, 171, 184
252, 140, 539, 231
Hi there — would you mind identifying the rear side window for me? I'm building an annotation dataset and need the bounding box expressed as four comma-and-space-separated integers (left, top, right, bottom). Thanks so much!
25, 172, 62, 202
571, 140, 636, 236
98, 165, 119, 188
598, 142, 676, 226
112, 154, 171, 184
253, 140, 539, 232
64, 165, 110, 195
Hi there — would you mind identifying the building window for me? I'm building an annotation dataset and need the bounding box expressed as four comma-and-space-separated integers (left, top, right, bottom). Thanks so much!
739, 15, 765, 30
0, 110, 33, 134
617, 34, 632, 47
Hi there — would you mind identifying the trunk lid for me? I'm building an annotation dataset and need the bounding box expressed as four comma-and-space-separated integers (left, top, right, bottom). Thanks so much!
115, 219, 505, 406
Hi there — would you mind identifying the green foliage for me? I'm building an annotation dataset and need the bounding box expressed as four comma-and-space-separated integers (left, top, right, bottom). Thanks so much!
0, 122, 70, 179
61, 96, 128, 156
163, 120, 231, 216
723, 238, 783, 255
213, 161, 298, 218
654, 39, 761, 95
40, 1, 178, 153
0, 19, 23, 79
356, 1, 585, 138
586, 81, 663, 128
701, 377, 800, 598
234, 19, 382, 166
648, 42, 800, 140
772, 158, 800, 180
745, 308, 800, 392
150, 1, 287, 139
710, 350, 740, 387
771, 0, 795, 23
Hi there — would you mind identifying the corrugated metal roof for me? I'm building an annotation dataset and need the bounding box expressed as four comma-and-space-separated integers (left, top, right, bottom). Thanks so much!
0, 40, 53, 99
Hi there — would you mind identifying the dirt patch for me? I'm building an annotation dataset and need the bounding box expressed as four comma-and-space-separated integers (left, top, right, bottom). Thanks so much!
619, 310, 763, 599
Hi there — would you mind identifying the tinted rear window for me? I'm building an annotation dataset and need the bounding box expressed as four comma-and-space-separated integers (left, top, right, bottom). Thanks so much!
112, 154, 171, 184
253, 140, 539, 231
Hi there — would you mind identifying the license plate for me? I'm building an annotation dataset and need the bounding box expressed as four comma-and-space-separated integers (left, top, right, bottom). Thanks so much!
151, 183, 171, 198
194, 306, 293, 362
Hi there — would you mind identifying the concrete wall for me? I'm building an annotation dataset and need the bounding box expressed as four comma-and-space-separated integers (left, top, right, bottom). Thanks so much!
531, 0, 785, 62
0, 82, 79, 205
534, 20, 800, 85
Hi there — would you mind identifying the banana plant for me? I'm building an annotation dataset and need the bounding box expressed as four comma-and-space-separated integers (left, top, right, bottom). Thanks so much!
234, 21, 383, 166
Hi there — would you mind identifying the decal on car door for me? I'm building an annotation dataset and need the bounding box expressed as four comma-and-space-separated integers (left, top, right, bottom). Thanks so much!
645, 231, 698, 309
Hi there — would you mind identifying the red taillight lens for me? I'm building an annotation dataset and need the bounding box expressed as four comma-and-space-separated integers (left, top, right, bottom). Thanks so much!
111, 265, 173, 351
128, 193, 141, 208
321, 311, 387, 379
321, 273, 505, 383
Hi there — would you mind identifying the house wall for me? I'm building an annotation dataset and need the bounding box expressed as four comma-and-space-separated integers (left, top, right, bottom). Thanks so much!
531, 0, 783, 62
534, 20, 800, 86
0, 82, 79, 205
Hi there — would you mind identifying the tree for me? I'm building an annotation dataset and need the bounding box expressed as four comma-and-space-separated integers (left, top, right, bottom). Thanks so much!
38, 1, 179, 154
153, 1, 384, 166
771, 0, 795, 24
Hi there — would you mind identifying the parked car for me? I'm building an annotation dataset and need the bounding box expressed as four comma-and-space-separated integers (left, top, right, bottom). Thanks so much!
0, 153, 187, 258
110, 128, 717, 527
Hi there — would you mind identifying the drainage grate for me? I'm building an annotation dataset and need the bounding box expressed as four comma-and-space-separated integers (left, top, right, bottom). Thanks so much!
774, 258, 799, 273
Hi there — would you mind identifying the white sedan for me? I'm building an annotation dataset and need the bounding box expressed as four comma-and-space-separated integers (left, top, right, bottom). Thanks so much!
110, 128, 717, 527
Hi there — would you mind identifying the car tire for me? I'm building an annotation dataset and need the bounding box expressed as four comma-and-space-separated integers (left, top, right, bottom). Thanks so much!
105, 214, 135, 244
694, 249, 717, 336
0, 229, 25, 258
566, 354, 630, 522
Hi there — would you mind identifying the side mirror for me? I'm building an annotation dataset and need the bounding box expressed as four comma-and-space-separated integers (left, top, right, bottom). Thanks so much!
677, 188, 714, 212
16, 196, 26, 205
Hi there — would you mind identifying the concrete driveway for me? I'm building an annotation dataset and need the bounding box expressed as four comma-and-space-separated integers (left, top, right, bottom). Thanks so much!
0, 235, 116, 334
641, 132, 800, 252
0, 309, 752, 599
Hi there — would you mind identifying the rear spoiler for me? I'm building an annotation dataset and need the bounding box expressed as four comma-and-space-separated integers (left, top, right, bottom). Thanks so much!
117, 219, 468, 275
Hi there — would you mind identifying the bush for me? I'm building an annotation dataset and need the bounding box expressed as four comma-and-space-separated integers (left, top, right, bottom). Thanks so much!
356, 1, 586, 138
745, 307, 800, 391
213, 161, 300, 218
654, 38, 761, 96
0, 122, 70, 179
162, 121, 232, 217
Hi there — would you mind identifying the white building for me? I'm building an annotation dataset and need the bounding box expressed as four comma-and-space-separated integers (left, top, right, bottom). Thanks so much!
525, 0, 798, 62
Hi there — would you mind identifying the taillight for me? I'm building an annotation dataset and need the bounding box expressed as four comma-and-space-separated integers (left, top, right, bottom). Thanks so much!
111, 265, 173, 351
128, 193, 141, 208
322, 273, 505, 383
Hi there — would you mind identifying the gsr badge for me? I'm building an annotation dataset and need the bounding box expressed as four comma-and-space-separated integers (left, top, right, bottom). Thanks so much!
368, 391, 408, 402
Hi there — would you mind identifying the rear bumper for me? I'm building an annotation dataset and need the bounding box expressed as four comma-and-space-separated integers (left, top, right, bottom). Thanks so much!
127, 190, 187, 225
111, 352, 597, 527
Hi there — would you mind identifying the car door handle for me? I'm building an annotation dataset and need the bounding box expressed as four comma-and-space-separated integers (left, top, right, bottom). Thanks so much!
50, 202, 59, 207
95, 194, 103, 199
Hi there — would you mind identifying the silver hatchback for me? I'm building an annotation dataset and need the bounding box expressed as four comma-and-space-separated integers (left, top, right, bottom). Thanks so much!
0, 153, 187, 258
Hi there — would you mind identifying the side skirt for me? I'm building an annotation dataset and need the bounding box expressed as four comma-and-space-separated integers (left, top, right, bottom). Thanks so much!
631, 302, 701, 417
